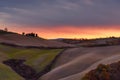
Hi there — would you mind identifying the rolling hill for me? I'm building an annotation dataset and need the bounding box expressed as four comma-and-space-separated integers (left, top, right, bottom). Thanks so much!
0, 44, 63, 80
1, 30, 120, 80
0, 44, 63, 72
40, 45, 120, 80
0, 30, 73, 48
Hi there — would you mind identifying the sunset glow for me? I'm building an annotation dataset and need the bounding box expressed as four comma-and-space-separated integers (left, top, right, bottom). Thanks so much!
1, 0, 120, 39
4, 25, 120, 39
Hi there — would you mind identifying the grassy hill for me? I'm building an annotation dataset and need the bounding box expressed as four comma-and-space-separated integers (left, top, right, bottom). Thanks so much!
0, 30, 17, 35
40, 45, 120, 80
0, 30, 73, 48
1, 40, 120, 80
0, 44, 63, 80
1, 30, 120, 80
0, 63, 24, 80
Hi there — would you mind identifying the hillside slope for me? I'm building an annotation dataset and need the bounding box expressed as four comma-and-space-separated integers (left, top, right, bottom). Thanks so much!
0, 63, 24, 80
0, 44, 64, 80
0, 31, 73, 48
0, 44, 62, 72
40, 45, 120, 80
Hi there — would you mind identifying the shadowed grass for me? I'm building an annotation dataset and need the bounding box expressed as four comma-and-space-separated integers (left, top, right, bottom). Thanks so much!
0, 44, 63, 72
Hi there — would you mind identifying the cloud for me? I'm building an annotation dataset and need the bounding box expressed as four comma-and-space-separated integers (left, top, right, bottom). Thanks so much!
0, 12, 11, 23
0, 12, 11, 18
0, 0, 120, 28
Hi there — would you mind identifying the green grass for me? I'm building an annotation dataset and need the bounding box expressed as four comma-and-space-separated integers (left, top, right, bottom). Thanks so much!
0, 45, 22, 56
0, 63, 24, 80
0, 44, 63, 72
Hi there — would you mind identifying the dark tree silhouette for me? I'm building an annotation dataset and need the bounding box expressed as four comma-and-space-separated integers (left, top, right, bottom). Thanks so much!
35, 34, 38, 37
25, 32, 38, 37
22, 32, 25, 35
4, 27, 8, 32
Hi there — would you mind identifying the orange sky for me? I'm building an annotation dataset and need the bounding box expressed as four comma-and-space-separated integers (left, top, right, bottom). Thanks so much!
3, 25, 120, 39
1, 0, 120, 39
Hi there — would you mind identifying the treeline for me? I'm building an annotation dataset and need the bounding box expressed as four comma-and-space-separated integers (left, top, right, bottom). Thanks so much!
58, 39, 89, 44
22, 32, 38, 37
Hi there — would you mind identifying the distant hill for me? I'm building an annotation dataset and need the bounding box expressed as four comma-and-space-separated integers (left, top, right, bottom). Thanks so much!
0, 30, 74, 48
0, 29, 17, 35
56, 37, 120, 47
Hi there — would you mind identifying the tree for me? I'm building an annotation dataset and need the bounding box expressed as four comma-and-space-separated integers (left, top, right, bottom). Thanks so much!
25, 32, 36, 37
35, 34, 38, 37
22, 32, 25, 35
4, 27, 8, 32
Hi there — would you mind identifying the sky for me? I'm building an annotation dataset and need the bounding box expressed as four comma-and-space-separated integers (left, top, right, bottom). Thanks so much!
0, 0, 120, 39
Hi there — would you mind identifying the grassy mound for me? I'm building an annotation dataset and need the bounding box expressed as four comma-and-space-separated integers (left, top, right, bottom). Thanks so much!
0, 44, 62, 72
0, 63, 24, 80
12, 49, 62, 72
